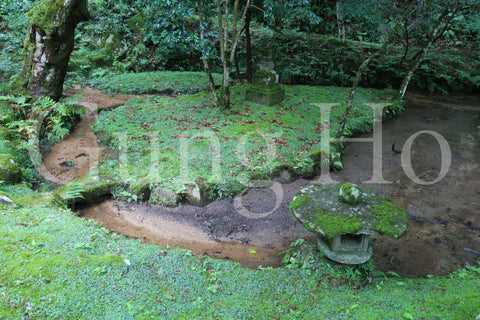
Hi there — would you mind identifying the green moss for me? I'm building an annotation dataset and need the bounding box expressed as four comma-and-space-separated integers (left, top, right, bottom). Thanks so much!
28, 0, 65, 34
338, 182, 362, 204
0, 196, 478, 318
0, 153, 22, 183
78, 180, 119, 203
0, 126, 9, 138
94, 84, 402, 200
308, 148, 329, 170
94, 71, 223, 95
27, 0, 88, 34
368, 196, 408, 238
313, 212, 363, 238
0, 190, 17, 207
252, 70, 279, 87
126, 13, 147, 32
54, 177, 120, 205
289, 196, 311, 211
130, 179, 150, 202
271, 163, 297, 182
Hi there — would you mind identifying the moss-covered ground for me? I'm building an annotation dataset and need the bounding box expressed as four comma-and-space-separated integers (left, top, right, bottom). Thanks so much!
90, 71, 224, 95
1, 72, 478, 318
0, 201, 479, 319
93, 82, 403, 200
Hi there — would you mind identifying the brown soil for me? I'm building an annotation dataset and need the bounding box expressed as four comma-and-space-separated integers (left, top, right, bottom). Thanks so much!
46, 88, 480, 277
42, 88, 144, 185
332, 92, 480, 277
79, 179, 316, 269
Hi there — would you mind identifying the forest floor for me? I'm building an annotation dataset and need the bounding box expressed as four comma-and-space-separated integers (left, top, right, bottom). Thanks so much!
38, 83, 480, 279
1, 72, 479, 318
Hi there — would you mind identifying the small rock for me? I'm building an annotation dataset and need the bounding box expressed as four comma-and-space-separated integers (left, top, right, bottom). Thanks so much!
152, 188, 178, 207
183, 177, 210, 206
0, 193, 17, 207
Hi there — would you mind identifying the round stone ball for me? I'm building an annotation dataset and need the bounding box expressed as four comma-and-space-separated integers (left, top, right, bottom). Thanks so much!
338, 183, 362, 204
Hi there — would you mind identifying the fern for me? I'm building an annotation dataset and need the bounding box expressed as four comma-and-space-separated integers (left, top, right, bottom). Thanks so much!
61, 184, 86, 201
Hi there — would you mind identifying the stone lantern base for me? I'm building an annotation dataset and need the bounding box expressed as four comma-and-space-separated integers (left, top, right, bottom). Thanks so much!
317, 234, 373, 264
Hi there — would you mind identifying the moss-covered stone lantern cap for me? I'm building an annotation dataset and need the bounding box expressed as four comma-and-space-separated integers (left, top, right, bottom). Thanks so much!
289, 183, 408, 239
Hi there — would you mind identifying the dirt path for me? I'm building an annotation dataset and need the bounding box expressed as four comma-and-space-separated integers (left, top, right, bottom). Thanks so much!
79, 179, 317, 269
42, 88, 139, 184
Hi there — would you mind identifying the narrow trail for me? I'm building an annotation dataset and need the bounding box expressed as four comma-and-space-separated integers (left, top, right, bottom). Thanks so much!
42, 88, 136, 184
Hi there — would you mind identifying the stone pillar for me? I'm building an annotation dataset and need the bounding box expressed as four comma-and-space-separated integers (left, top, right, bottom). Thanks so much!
245, 51, 285, 106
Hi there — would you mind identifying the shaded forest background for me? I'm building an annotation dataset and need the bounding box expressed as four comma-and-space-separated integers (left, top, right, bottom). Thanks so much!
1, 0, 479, 95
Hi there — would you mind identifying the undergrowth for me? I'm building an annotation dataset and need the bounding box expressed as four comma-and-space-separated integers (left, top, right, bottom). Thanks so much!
0, 94, 86, 185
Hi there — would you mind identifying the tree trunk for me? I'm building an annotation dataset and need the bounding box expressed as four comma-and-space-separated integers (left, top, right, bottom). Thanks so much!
197, 1, 219, 106
214, 0, 250, 108
15, 0, 89, 101
398, 5, 459, 99
336, 1, 346, 43
336, 3, 414, 138
245, 10, 253, 83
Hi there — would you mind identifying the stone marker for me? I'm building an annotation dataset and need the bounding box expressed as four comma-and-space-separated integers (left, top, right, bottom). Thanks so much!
245, 50, 284, 106
290, 183, 408, 264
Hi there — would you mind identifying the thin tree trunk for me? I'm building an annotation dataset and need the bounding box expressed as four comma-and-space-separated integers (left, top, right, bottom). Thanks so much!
336, 1, 346, 43
197, 2, 219, 106
398, 5, 459, 99
398, 45, 430, 99
400, 16, 410, 64
14, 0, 89, 101
217, 0, 230, 108
216, 0, 250, 108
337, 3, 414, 138
245, 10, 253, 82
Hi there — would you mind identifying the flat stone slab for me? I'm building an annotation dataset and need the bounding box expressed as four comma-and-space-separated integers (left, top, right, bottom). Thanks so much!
289, 183, 408, 239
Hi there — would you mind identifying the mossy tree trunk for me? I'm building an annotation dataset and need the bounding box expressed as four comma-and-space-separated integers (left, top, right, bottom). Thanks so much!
16, 0, 89, 101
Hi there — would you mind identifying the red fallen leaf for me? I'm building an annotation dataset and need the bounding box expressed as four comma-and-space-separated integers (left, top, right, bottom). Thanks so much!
159, 250, 168, 256
310, 292, 316, 297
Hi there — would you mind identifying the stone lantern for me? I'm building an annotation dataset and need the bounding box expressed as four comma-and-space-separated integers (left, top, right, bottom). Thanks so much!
245, 50, 285, 106
289, 183, 408, 264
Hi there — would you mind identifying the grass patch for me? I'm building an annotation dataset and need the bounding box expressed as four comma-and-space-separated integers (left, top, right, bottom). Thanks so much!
90, 71, 224, 95
93, 83, 403, 201
0, 203, 479, 319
